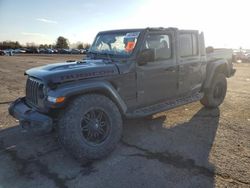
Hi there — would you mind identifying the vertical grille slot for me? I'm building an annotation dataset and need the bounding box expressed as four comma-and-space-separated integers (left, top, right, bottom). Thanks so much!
26, 77, 43, 106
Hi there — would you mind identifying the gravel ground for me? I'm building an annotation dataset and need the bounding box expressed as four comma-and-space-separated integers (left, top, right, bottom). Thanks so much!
0, 54, 249, 188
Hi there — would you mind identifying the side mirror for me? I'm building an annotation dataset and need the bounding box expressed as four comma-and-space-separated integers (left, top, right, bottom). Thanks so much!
137, 49, 155, 65
206, 46, 214, 54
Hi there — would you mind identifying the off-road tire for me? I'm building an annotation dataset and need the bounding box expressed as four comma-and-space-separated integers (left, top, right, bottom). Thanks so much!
200, 73, 227, 108
57, 94, 122, 161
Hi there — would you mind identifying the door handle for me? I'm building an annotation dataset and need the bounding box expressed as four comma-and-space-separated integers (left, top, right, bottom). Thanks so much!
189, 64, 197, 68
165, 67, 175, 72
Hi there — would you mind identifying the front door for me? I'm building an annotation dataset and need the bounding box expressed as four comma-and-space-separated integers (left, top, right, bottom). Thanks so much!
136, 31, 178, 107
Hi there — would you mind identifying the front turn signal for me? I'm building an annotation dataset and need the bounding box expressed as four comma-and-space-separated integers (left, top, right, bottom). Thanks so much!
55, 97, 65, 103
48, 96, 65, 103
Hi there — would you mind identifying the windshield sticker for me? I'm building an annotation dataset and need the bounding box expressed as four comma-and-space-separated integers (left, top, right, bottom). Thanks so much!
125, 41, 136, 52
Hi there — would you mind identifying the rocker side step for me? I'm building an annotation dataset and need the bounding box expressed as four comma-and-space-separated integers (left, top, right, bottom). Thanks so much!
126, 93, 203, 118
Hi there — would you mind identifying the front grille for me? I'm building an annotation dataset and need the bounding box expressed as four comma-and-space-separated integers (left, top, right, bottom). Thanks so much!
26, 77, 44, 106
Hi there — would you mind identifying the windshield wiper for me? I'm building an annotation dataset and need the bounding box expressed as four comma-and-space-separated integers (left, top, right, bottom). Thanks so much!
87, 51, 98, 58
87, 51, 117, 63
99, 52, 115, 63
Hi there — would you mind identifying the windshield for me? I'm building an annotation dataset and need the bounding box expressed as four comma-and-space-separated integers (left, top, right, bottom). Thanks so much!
89, 31, 140, 57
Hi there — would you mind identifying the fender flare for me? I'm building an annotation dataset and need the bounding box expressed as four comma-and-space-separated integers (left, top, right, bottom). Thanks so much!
203, 59, 230, 89
47, 81, 127, 114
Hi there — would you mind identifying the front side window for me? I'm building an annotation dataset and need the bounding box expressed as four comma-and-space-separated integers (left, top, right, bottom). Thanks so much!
143, 33, 171, 60
89, 31, 140, 57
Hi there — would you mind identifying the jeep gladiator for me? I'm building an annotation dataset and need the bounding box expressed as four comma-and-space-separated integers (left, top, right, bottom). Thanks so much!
9, 27, 236, 161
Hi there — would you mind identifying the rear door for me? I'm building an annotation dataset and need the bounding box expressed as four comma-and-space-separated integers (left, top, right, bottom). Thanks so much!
136, 30, 178, 107
178, 31, 203, 96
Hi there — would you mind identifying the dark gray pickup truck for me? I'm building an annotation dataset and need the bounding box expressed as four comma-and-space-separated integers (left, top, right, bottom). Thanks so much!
9, 27, 236, 161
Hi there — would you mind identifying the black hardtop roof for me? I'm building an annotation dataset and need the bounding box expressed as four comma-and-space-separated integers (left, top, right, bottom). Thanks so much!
98, 28, 144, 34
97, 27, 199, 34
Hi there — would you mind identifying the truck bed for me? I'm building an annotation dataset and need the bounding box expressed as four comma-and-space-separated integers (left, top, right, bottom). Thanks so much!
206, 48, 233, 62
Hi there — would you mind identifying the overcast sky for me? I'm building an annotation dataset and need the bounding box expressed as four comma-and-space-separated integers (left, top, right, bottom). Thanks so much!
0, 0, 249, 48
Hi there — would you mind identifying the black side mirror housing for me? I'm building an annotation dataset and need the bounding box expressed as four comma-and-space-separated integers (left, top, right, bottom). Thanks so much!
137, 49, 155, 65
206, 46, 214, 54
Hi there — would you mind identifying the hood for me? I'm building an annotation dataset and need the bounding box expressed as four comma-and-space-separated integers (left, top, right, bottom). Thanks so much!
25, 59, 119, 84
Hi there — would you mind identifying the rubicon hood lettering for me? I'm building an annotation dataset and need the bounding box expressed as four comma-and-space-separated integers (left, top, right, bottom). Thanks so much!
60, 70, 115, 82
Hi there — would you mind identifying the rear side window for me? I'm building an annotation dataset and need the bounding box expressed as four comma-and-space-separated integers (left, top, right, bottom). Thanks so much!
180, 33, 198, 57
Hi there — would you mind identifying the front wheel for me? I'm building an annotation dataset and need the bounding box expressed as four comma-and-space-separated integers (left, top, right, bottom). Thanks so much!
58, 94, 122, 161
200, 73, 227, 108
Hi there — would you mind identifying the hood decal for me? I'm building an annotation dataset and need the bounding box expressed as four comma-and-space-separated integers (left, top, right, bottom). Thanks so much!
58, 69, 116, 83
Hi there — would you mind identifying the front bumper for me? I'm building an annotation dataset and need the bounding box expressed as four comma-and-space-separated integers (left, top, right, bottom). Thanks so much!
8, 98, 53, 132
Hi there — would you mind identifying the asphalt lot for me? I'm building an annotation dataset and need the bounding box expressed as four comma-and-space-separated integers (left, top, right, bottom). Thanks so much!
0, 54, 249, 188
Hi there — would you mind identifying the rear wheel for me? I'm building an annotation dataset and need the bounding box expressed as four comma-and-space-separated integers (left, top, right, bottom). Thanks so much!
58, 94, 122, 161
200, 73, 227, 108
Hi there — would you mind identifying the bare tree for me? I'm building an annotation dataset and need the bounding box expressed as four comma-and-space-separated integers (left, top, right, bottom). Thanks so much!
55, 36, 69, 49
83, 43, 91, 49
77, 43, 84, 49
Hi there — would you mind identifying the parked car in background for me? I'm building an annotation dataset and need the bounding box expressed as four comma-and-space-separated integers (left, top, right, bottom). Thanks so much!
39, 48, 54, 54
57, 48, 71, 54
232, 49, 250, 62
14, 49, 26, 53
0, 50, 6, 56
79, 49, 85, 54
244, 53, 250, 62
71, 49, 81, 54
25, 48, 40, 54
80, 48, 89, 54
53, 49, 58, 53
38, 48, 46, 54
4, 49, 14, 56
46, 48, 54, 54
